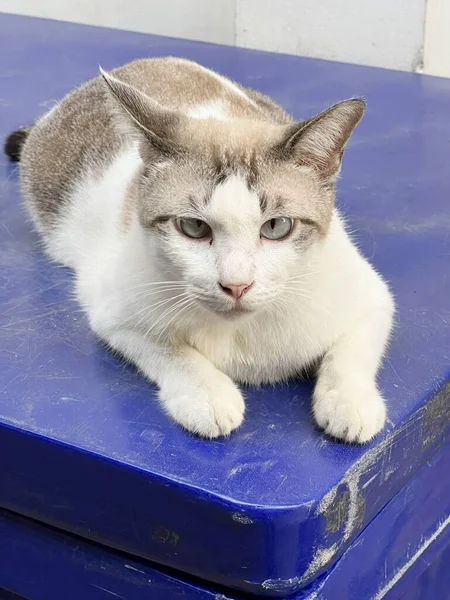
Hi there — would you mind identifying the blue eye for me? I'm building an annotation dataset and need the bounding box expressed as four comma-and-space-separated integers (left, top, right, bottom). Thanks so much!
178, 218, 212, 239
260, 217, 293, 240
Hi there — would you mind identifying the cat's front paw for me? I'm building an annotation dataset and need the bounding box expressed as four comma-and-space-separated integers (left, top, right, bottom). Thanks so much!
160, 371, 245, 439
313, 377, 386, 443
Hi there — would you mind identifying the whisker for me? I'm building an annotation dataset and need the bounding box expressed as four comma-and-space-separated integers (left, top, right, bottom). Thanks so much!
155, 300, 196, 345
121, 292, 189, 329
283, 292, 313, 305
122, 282, 186, 295
131, 286, 188, 301
286, 270, 322, 282
119, 279, 186, 292
131, 294, 191, 333
144, 296, 193, 340
283, 286, 313, 297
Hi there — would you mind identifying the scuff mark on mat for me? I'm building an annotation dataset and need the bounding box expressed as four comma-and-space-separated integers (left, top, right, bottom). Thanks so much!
262, 388, 450, 594
373, 515, 450, 599
231, 512, 254, 524
91, 585, 125, 599
422, 385, 450, 448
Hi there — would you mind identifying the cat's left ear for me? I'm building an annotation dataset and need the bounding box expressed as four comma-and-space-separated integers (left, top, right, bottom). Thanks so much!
100, 67, 183, 159
278, 99, 365, 181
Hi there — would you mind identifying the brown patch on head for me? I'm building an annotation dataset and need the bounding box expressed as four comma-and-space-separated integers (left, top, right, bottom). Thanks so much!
176, 118, 284, 189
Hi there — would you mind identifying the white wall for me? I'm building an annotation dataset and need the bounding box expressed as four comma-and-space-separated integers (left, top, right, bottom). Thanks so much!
236, 0, 426, 72
424, 0, 450, 77
0, 0, 236, 45
0, 0, 449, 76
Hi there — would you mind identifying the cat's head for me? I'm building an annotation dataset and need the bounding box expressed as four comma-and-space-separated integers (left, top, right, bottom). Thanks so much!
102, 69, 364, 318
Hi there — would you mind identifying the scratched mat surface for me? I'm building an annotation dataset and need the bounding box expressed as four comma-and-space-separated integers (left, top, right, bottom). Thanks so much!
0, 13, 449, 598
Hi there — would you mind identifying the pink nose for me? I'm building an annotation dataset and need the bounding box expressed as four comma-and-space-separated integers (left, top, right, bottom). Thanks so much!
219, 282, 254, 300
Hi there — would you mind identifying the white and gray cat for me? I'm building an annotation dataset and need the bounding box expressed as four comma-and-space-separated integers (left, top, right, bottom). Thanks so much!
6, 57, 394, 442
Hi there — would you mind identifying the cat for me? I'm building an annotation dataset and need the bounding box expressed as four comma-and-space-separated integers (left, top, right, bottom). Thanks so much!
5, 57, 394, 443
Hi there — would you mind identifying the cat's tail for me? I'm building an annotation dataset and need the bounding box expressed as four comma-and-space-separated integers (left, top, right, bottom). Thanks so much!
4, 126, 32, 162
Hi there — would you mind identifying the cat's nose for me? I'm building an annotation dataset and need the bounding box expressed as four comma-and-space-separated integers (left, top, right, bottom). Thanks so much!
219, 282, 254, 300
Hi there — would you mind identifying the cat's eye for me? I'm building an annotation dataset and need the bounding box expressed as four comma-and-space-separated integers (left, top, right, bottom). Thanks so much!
260, 217, 293, 240
177, 218, 212, 239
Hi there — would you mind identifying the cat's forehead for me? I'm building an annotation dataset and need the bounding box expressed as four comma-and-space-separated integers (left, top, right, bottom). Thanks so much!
183, 118, 284, 154
205, 174, 261, 228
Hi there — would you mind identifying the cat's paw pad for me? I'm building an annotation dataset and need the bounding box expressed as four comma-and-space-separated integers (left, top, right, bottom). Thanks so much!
313, 380, 386, 443
161, 373, 245, 439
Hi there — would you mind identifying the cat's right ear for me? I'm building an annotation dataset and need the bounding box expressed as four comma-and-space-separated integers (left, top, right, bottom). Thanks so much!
100, 67, 183, 159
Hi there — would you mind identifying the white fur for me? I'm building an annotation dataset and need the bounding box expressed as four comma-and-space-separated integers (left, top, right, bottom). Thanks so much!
187, 101, 228, 120
44, 147, 394, 442
181, 58, 258, 108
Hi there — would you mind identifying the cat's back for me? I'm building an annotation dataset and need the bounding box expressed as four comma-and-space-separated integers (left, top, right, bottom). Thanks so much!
113, 57, 290, 123
20, 57, 290, 232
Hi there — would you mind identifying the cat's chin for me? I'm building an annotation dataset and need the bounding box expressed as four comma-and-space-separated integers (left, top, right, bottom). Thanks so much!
198, 301, 256, 320
218, 306, 255, 321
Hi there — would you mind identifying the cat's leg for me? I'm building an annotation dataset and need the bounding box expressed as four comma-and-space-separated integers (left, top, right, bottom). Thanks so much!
313, 302, 394, 443
103, 329, 245, 438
